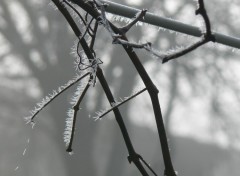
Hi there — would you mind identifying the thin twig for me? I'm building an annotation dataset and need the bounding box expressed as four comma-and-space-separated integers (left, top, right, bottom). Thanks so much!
26, 72, 90, 122
66, 76, 92, 153
162, 0, 215, 63
80, 17, 150, 176
139, 156, 158, 176
196, 0, 212, 38
94, 88, 147, 119
162, 38, 207, 63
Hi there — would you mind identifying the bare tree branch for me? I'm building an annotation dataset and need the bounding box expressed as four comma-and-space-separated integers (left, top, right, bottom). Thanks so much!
162, 0, 215, 63
65, 76, 92, 153
26, 0, 222, 175
52, 1, 151, 175
69, 1, 176, 175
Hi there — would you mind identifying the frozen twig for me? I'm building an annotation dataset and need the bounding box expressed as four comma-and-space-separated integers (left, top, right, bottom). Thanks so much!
162, 38, 207, 63
162, 0, 215, 63
139, 156, 158, 176
92, 88, 147, 120
25, 72, 90, 124
26, 0, 236, 175
195, 0, 214, 39
65, 76, 92, 153
69, 1, 175, 175
65, 0, 177, 175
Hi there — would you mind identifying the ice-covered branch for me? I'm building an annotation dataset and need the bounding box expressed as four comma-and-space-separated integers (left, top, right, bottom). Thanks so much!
161, 0, 215, 63
65, 76, 92, 153
24, 72, 90, 124
101, 0, 240, 49
69, 0, 176, 175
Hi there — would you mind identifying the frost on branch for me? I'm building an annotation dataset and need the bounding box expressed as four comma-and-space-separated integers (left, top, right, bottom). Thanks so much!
24, 72, 90, 125
63, 81, 87, 147
64, 108, 74, 146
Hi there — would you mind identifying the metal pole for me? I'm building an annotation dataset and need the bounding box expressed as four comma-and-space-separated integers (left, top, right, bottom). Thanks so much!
102, 0, 240, 49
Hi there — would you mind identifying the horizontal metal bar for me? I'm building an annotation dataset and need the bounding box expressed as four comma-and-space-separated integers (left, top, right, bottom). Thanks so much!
102, 0, 240, 49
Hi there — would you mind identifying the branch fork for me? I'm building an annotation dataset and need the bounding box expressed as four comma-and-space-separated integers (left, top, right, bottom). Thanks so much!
162, 0, 215, 63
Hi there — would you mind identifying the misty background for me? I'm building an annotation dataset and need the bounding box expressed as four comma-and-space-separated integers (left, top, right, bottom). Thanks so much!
1, 0, 240, 175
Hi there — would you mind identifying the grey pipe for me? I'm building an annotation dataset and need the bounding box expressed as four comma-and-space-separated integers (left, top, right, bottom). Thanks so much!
102, 0, 240, 49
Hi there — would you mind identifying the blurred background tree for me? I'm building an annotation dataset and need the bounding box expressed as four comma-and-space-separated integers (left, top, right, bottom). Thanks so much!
0, 0, 240, 176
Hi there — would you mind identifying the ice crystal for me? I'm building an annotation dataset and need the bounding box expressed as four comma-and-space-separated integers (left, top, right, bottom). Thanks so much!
25, 73, 90, 124
63, 77, 89, 146
92, 109, 108, 121
24, 116, 32, 124
111, 15, 131, 24
63, 108, 74, 145
70, 82, 86, 105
